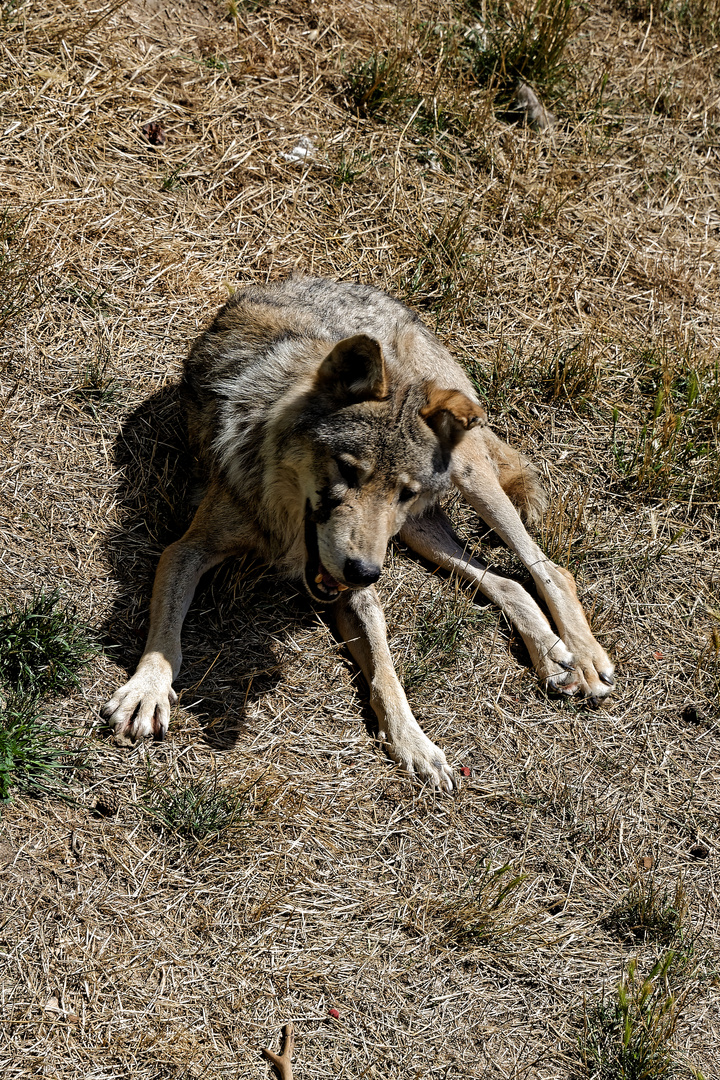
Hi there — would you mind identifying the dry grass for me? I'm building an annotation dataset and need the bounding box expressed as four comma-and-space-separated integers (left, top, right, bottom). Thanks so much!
0, 0, 719, 1076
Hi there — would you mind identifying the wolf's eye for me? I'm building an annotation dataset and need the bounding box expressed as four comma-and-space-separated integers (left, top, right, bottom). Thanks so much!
399, 486, 416, 503
336, 458, 359, 487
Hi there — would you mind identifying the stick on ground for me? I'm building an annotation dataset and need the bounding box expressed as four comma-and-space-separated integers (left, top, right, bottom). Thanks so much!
262, 1022, 295, 1080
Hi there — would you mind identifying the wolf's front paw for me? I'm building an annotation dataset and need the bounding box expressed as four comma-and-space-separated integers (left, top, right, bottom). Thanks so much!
552, 642, 615, 704
385, 731, 455, 793
540, 639, 615, 704
100, 672, 177, 746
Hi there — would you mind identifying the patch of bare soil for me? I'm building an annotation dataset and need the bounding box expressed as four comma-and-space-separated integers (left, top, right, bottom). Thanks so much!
123, 0, 228, 44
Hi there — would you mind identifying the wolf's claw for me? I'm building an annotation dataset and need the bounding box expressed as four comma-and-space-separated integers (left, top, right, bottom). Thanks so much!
102, 670, 176, 745
547, 672, 579, 695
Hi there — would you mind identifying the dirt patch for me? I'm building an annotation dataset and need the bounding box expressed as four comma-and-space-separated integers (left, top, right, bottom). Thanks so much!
123, 0, 226, 41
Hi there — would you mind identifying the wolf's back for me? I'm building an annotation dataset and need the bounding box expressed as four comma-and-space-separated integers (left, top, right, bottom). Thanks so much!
181, 279, 417, 463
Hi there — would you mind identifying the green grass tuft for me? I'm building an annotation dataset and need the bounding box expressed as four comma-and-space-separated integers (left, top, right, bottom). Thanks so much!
0, 589, 96, 698
465, 0, 583, 96
56, 277, 110, 313
610, 347, 720, 504
404, 586, 485, 689
400, 201, 489, 322
161, 163, 188, 191
330, 144, 372, 187
619, 0, 720, 44
143, 774, 251, 844
579, 953, 696, 1080
462, 336, 599, 417
0, 692, 87, 801
434, 860, 529, 947
72, 348, 117, 407
604, 875, 690, 946
345, 49, 418, 120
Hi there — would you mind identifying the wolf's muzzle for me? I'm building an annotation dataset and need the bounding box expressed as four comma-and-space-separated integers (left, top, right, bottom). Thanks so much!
343, 558, 381, 587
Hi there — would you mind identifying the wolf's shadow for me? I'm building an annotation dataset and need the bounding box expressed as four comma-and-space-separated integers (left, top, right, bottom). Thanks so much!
102, 384, 309, 750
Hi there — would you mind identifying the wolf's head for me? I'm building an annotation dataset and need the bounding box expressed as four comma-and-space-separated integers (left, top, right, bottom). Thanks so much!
282, 335, 486, 603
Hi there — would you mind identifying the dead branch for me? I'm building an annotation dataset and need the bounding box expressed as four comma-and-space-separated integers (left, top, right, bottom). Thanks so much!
262, 1022, 295, 1080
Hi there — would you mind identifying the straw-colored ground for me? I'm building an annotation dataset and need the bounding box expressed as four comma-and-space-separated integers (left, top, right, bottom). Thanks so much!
1, 0, 719, 1076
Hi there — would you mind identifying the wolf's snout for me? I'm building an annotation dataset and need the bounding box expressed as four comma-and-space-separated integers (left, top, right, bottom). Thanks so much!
343, 558, 382, 587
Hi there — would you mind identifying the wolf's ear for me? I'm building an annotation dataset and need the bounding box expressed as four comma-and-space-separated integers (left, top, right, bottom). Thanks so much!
315, 335, 388, 404
420, 383, 487, 449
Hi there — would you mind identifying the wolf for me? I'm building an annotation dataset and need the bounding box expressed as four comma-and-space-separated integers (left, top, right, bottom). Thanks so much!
101, 278, 615, 790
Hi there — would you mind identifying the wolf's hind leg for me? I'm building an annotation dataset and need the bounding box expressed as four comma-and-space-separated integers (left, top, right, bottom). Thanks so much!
482, 428, 548, 526
101, 486, 247, 745
450, 434, 615, 700
399, 511, 575, 688
335, 586, 455, 792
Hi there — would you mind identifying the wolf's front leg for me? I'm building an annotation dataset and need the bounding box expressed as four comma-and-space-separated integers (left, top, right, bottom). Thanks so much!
101, 490, 243, 746
451, 437, 615, 701
335, 587, 455, 792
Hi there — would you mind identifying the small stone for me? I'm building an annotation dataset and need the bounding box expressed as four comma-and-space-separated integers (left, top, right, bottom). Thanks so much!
95, 788, 121, 817
515, 81, 555, 130
141, 121, 166, 146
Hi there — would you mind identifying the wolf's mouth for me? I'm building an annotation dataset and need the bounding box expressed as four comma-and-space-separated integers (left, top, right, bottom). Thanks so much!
303, 508, 349, 604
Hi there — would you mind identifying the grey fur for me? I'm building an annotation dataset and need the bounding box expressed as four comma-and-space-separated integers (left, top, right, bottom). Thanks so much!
101, 277, 615, 789
182, 277, 484, 590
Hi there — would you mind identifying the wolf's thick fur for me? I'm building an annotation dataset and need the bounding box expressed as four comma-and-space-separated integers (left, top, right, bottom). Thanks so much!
102, 278, 614, 790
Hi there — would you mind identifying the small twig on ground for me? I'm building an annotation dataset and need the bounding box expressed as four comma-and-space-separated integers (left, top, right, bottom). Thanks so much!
262, 1022, 295, 1079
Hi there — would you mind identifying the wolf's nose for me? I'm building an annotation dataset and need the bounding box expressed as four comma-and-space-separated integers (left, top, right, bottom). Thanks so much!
343, 558, 382, 587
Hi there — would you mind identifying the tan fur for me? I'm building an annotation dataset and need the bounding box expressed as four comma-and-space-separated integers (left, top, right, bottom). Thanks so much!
420, 385, 487, 428
101, 277, 615, 790
482, 428, 548, 525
